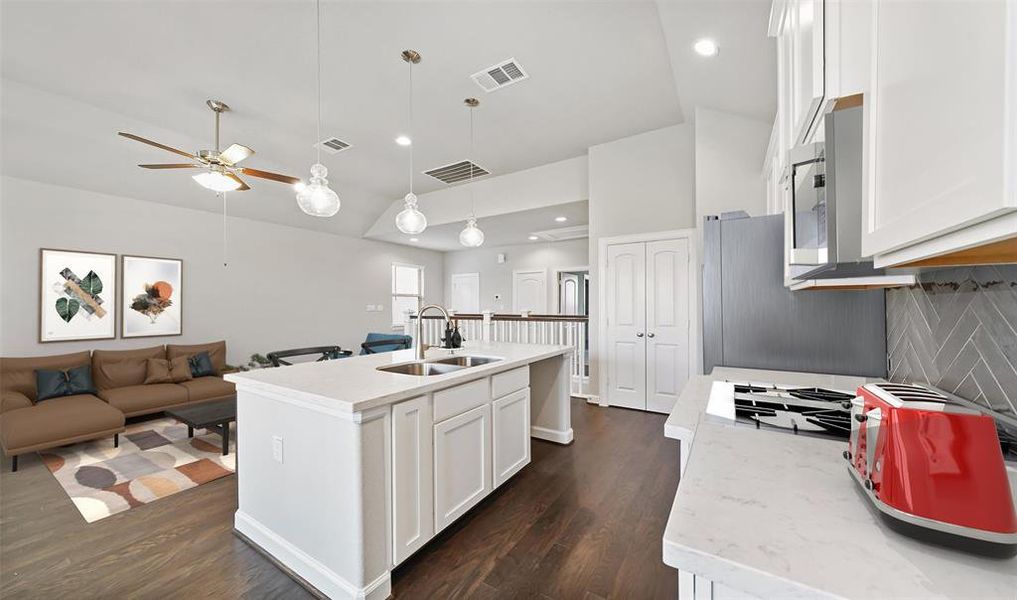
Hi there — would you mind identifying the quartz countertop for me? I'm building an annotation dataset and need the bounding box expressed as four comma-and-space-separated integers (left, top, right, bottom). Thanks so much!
225, 341, 572, 414
663, 367, 1017, 599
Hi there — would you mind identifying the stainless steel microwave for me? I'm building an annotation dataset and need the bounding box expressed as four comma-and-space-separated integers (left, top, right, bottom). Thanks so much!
784, 104, 883, 280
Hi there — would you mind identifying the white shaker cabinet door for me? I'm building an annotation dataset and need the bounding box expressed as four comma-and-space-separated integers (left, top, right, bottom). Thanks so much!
864, 0, 1015, 259
492, 388, 531, 488
434, 403, 492, 533
392, 395, 434, 566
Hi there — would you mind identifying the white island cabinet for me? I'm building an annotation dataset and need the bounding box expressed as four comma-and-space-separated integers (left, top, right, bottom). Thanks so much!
225, 342, 572, 600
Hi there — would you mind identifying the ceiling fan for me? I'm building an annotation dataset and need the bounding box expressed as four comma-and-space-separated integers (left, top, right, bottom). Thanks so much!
118, 99, 301, 193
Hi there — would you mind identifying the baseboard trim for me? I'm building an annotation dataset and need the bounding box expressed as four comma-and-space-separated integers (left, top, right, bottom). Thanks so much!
234, 510, 391, 600
531, 425, 574, 445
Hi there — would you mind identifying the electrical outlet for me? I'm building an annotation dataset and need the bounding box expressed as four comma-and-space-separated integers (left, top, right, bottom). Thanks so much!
272, 436, 284, 463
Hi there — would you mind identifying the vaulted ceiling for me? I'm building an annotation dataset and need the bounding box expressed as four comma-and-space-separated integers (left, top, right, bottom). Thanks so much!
1, 1, 775, 240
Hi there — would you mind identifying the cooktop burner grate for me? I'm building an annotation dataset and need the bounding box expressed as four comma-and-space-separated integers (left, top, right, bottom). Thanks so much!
732, 384, 855, 439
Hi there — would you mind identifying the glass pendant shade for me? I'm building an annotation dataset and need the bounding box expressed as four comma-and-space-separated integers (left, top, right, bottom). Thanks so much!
193, 170, 242, 192
296, 163, 340, 217
395, 192, 427, 234
459, 217, 485, 247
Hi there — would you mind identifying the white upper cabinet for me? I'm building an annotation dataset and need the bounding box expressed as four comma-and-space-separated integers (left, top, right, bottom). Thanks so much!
770, 0, 872, 147
863, 0, 1017, 266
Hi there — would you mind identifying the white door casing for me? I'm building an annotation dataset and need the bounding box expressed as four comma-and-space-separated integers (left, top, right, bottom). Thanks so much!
645, 239, 691, 414
450, 273, 480, 313
604, 242, 647, 410
512, 269, 548, 313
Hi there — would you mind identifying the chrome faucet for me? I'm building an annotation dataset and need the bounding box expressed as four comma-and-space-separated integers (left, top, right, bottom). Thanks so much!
414, 304, 450, 361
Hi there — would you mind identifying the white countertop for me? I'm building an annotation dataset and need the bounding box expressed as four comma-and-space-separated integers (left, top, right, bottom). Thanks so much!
663, 367, 1017, 599
225, 341, 572, 414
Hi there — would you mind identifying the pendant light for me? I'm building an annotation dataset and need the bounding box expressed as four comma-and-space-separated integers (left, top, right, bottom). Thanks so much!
459, 98, 485, 248
395, 50, 427, 235
295, 0, 340, 217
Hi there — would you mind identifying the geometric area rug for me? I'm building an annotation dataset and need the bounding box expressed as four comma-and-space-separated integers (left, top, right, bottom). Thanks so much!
40, 417, 235, 523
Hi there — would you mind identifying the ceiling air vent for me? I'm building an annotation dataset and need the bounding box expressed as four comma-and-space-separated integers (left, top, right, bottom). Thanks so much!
471, 58, 529, 93
314, 137, 351, 154
423, 160, 490, 185
531, 225, 589, 242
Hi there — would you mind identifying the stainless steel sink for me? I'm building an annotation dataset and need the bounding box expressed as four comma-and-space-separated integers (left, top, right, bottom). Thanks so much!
433, 355, 503, 367
377, 362, 465, 376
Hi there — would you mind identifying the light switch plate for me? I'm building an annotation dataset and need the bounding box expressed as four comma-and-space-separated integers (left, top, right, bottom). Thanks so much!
272, 436, 284, 463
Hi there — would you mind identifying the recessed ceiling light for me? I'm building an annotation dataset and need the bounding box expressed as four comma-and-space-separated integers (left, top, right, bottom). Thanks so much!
409, 237, 419, 242
528, 235, 539, 241
395, 136, 412, 146
554, 216, 567, 222
694, 38, 719, 57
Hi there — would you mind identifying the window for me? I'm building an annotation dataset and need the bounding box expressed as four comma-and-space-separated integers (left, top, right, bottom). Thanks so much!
392, 263, 424, 326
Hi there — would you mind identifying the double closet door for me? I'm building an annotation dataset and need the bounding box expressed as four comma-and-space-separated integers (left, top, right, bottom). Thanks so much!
605, 238, 691, 414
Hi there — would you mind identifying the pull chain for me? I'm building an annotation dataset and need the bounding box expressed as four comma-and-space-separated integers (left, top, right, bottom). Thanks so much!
221, 191, 228, 268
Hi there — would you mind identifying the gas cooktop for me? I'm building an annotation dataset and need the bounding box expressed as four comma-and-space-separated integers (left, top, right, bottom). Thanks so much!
730, 382, 855, 440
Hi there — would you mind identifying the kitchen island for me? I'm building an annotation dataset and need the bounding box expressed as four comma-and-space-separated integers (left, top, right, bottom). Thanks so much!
225, 341, 573, 600
663, 367, 1017, 599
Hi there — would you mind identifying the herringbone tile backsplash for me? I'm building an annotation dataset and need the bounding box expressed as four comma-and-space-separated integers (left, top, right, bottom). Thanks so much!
886, 265, 1017, 417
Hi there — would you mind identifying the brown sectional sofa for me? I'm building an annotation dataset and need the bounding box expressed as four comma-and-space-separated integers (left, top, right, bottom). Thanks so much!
0, 341, 235, 471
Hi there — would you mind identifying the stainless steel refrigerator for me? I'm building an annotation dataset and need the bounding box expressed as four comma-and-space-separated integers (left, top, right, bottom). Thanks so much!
702, 213, 886, 377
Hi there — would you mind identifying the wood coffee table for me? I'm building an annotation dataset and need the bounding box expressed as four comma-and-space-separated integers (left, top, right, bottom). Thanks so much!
165, 397, 236, 456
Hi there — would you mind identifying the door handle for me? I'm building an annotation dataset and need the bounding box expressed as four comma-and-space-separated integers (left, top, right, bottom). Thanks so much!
647, 333, 655, 338
636, 332, 644, 338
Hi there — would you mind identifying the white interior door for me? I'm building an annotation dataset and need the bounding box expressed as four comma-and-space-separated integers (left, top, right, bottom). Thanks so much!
605, 243, 646, 410
645, 239, 691, 414
450, 273, 480, 313
559, 274, 579, 314
512, 269, 547, 313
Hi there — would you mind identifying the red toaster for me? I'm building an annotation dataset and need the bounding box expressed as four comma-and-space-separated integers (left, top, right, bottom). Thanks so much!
845, 382, 1017, 555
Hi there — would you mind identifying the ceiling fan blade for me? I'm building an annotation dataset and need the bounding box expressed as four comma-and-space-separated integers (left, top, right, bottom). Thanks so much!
139, 163, 200, 169
219, 143, 255, 166
239, 167, 301, 186
226, 173, 251, 191
118, 132, 197, 159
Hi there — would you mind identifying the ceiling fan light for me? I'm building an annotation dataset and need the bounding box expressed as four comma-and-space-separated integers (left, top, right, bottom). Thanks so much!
296, 163, 340, 217
395, 192, 427, 234
459, 217, 485, 248
193, 170, 242, 192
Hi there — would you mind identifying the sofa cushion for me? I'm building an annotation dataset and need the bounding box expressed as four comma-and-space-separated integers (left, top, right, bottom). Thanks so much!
178, 377, 236, 403
0, 351, 91, 401
98, 383, 188, 416
36, 365, 97, 401
167, 341, 226, 374
188, 351, 216, 377
1, 392, 33, 414
92, 346, 166, 390
0, 394, 124, 454
143, 358, 173, 385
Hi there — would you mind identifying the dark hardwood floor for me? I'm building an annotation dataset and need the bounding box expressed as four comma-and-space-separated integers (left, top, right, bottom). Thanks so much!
1, 399, 678, 599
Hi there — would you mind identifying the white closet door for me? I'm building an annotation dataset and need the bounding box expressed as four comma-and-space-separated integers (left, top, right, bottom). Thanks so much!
512, 269, 547, 313
605, 242, 646, 410
451, 273, 480, 313
645, 239, 691, 414
559, 274, 579, 314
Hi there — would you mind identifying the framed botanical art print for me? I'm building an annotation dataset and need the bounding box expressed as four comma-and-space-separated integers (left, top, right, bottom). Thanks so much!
121, 255, 183, 338
39, 248, 117, 343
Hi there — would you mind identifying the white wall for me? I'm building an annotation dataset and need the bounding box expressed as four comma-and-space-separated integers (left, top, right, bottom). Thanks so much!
443, 239, 588, 314
694, 107, 771, 221
587, 124, 696, 392
0, 176, 444, 365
